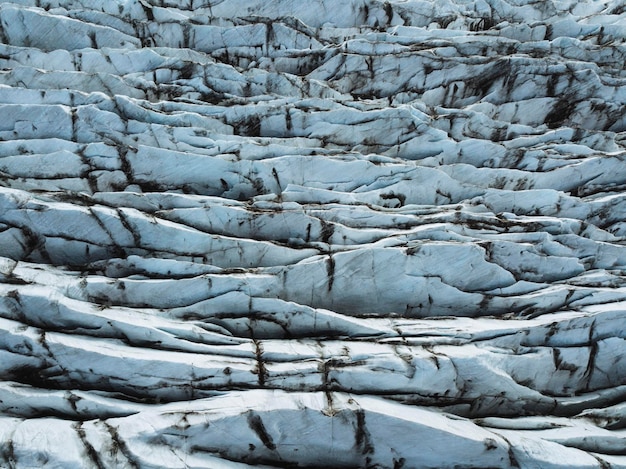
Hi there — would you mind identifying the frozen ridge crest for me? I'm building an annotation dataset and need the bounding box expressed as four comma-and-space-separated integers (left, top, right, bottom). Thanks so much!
0, 0, 625, 467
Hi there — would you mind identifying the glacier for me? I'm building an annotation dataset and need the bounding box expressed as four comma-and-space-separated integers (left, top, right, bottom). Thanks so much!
0, 0, 625, 467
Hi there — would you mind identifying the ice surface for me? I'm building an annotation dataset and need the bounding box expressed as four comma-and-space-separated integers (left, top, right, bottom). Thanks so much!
0, 0, 625, 467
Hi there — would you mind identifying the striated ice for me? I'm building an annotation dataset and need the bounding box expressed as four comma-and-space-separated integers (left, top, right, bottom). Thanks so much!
0, 0, 625, 467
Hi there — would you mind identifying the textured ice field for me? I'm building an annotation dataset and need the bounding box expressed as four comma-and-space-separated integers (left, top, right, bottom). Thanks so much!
0, 0, 625, 467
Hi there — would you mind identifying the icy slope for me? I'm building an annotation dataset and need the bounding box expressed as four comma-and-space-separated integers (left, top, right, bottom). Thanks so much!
0, 0, 625, 467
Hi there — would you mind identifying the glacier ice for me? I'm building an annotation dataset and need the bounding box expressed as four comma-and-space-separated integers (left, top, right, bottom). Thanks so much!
0, 0, 625, 467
